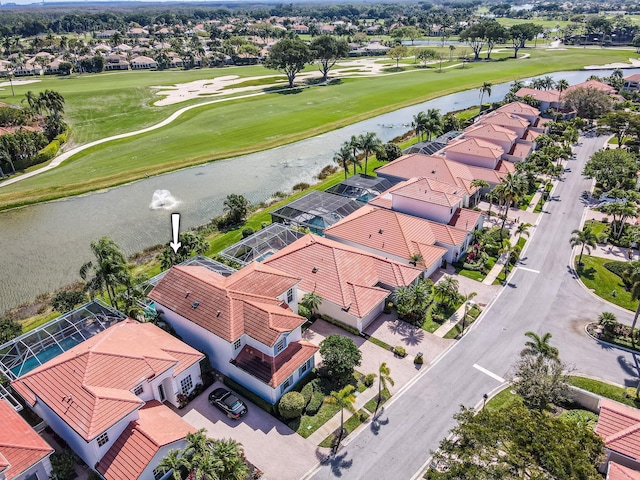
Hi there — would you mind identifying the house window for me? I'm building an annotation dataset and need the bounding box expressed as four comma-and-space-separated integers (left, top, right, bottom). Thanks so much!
153, 467, 169, 480
96, 432, 109, 447
276, 339, 285, 353
280, 375, 293, 394
180, 375, 193, 395
287, 288, 294, 303
233, 339, 241, 350
299, 361, 308, 376
133, 384, 144, 396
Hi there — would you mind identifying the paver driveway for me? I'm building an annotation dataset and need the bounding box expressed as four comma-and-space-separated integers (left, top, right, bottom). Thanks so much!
176, 383, 318, 480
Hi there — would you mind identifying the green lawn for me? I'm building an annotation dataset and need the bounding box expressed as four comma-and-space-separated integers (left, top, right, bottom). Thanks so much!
1, 48, 636, 210
569, 376, 640, 408
318, 409, 370, 448
496, 18, 570, 29
575, 255, 637, 311
584, 219, 609, 239
443, 305, 481, 339
363, 388, 391, 414
485, 386, 519, 412
455, 255, 497, 283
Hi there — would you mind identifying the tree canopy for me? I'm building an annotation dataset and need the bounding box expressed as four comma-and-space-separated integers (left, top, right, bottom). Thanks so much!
563, 87, 613, 119
319, 334, 362, 386
264, 38, 312, 88
309, 35, 350, 81
583, 148, 640, 191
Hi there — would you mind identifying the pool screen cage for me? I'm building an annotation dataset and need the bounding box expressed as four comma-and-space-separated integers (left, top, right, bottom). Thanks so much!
325, 174, 394, 203
219, 223, 305, 266
270, 191, 362, 234
404, 131, 462, 155
0, 299, 127, 380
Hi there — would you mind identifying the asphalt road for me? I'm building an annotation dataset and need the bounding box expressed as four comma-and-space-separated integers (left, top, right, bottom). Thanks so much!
309, 134, 640, 480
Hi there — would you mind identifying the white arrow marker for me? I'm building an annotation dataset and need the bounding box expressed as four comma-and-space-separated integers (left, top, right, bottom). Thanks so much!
169, 213, 182, 254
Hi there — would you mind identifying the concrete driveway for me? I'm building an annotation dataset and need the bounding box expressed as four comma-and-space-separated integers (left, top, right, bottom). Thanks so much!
176, 383, 318, 480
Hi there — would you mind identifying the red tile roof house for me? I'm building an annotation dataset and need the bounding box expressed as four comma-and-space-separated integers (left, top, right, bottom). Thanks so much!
623, 74, 640, 93
325, 206, 470, 276
441, 137, 506, 169
515, 87, 562, 112
607, 461, 640, 480
369, 177, 484, 233
595, 398, 640, 475
263, 234, 423, 333
148, 262, 318, 405
476, 110, 531, 140
374, 153, 514, 195
11, 320, 201, 479
0, 399, 54, 480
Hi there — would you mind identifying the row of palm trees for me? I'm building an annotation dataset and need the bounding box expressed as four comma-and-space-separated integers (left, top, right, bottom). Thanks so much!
333, 131, 382, 179
158, 429, 248, 480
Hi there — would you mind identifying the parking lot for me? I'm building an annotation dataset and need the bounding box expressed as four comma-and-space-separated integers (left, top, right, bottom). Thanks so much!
176, 383, 318, 480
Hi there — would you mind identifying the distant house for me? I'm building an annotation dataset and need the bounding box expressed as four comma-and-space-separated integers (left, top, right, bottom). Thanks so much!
104, 54, 129, 71
293, 24, 309, 34
515, 87, 562, 112
0, 399, 54, 480
264, 234, 423, 332
623, 74, 640, 93
11, 320, 202, 474
149, 262, 318, 404
325, 205, 471, 273
96, 30, 119, 39
596, 398, 640, 474
127, 27, 149, 38
130, 56, 157, 70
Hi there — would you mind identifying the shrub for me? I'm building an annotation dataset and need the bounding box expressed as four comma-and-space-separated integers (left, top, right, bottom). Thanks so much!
604, 261, 629, 280
301, 382, 314, 406
241, 227, 254, 238
34, 139, 60, 164
383, 301, 393, 314
305, 391, 324, 415
393, 346, 407, 357
293, 182, 310, 191
278, 391, 306, 419
364, 373, 376, 387
50, 450, 76, 480
414, 354, 424, 365
55, 130, 68, 144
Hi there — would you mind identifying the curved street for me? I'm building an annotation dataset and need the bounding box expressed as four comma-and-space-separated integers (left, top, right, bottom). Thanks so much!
308, 133, 639, 480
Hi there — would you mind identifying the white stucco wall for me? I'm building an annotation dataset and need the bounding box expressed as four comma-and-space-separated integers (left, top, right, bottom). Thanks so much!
392, 196, 460, 224
171, 361, 203, 404
444, 150, 499, 169
138, 439, 189, 480
10, 454, 52, 480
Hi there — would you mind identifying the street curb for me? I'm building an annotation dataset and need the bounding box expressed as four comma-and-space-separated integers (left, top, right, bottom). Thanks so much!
584, 323, 640, 356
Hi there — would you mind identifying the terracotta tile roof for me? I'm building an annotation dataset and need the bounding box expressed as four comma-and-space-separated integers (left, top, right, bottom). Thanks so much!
149, 265, 304, 347
514, 87, 561, 104
232, 341, 318, 387
608, 462, 640, 480
463, 122, 519, 144
510, 142, 533, 159
566, 79, 616, 94
625, 74, 640, 83
97, 400, 196, 480
495, 101, 541, 118
11, 320, 202, 442
375, 154, 487, 193
448, 208, 482, 231
523, 129, 542, 142
325, 206, 460, 262
264, 235, 421, 317
478, 111, 530, 130
444, 137, 504, 160
387, 177, 465, 207
0, 400, 53, 480
596, 399, 640, 460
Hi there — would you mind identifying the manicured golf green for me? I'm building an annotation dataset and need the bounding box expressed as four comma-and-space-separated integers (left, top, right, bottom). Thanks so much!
0, 48, 636, 210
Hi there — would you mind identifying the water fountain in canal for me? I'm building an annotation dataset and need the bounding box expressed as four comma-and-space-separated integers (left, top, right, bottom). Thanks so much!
149, 190, 179, 210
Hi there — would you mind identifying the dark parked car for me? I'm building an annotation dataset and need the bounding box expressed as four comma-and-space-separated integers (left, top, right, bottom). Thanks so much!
208, 387, 248, 419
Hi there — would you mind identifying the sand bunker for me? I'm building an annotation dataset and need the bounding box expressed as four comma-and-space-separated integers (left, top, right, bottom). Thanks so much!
584, 58, 640, 70
0, 79, 41, 88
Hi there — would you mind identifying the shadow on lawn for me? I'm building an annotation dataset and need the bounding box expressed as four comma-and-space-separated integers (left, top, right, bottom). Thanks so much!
315, 448, 353, 477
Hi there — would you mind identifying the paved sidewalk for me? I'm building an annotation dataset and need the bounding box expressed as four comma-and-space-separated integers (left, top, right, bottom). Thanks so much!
432, 304, 466, 337
306, 385, 379, 445
525, 190, 543, 213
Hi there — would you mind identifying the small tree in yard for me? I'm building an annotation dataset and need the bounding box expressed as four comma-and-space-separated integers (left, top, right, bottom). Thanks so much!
599, 312, 618, 336
325, 385, 356, 449
387, 45, 408, 70
0, 318, 21, 344
278, 391, 306, 419
51, 290, 86, 313
319, 334, 362, 387
300, 291, 322, 318
223, 194, 250, 226
375, 362, 394, 415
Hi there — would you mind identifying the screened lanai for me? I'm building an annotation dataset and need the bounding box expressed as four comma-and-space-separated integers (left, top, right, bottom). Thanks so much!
0, 300, 126, 380
404, 131, 462, 155
325, 174, 393, 203
270, 191, 362, 234
220, 223, 304, 265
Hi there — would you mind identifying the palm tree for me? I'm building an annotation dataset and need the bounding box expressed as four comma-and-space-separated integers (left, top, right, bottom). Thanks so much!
623, 261, 640, 350
434, 276, 459, 306
223, 194, 250, 225
79, 237, 131, 310
556, 78, 569, 93
325, 385, 356, 449
300, 291, 322, 318
358, 132, 381, 176
541, 75, 555, 90
424, 108, 442, 141
498, 239, 521, 278
486, 189, 499, 217
209, 438, 248, 480
509, 79, 524, 93
412, 111, 428, 141
157, 449, 184, 480
409, 252, 423, 267
495, 173, 526, 237
375, 362, 394, 415
521, 331, 559, 360
470, 179, 489, 206
460, 291, 477, 335
348, 136, 361, 175
570, 226, 598, 266
448, 44, 456, 62
478, 82, 492, 113
516, 222, 532, 241
333, 144, 353, 179
598, 311, 618, 336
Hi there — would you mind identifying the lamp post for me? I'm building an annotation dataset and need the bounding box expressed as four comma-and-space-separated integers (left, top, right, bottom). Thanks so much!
482, 393, 489, 410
